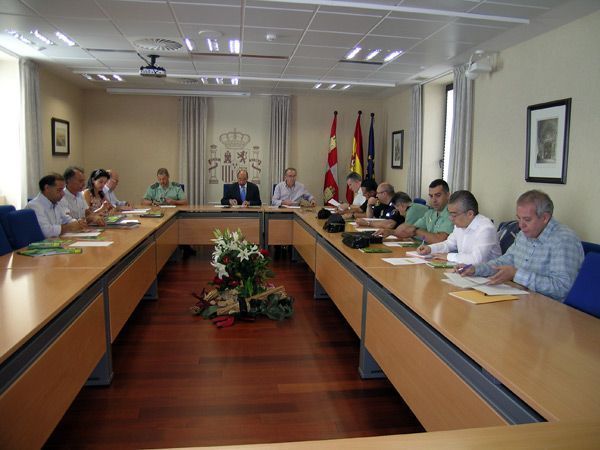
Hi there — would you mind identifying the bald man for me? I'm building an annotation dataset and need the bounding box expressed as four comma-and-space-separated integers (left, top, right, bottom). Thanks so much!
103, 169, 130, 208
221, 169, 262, 206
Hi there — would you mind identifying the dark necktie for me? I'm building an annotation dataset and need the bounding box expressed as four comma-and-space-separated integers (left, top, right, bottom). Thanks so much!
240, 186, 246, 202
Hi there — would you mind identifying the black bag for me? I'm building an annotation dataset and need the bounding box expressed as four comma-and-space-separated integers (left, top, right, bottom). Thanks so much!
342, 231, 383, 244
317, 208, 332, 220
342, 234, 370, 249
323, 213, 345, 233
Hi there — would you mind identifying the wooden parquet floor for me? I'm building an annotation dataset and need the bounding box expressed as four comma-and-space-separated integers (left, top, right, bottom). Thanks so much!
44, 249, 423, 449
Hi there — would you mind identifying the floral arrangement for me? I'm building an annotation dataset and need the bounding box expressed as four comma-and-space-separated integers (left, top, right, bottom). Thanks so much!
190, 229, 293, 327
210, 229, 273, 298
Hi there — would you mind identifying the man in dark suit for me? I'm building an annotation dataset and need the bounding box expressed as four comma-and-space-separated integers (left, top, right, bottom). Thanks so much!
221, 169, 262, 206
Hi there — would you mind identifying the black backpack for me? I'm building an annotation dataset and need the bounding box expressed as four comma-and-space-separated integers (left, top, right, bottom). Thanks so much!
323, 213, 345, 233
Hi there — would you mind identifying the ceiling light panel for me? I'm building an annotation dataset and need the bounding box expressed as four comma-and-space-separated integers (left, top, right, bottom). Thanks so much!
365, 49, 381, 60
229, 39, 240, 54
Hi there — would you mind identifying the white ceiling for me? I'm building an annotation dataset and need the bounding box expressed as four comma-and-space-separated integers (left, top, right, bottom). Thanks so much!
0, 0, 598, 96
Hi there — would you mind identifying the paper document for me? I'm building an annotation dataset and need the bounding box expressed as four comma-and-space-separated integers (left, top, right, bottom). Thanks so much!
354, 227, 379, 232
444, 272, 490, 288
405, 250, 432, 259
62, 231, 102, 238
474, 284, 527, 296
121, 209, 149, 214
383, 240, 418, 247
382, 257, 428, 266
159, 205, 177, 208
327, 198, 341, 207
69, 241, 114, 247
449, 290, 518, 304
383, 235, 398, 240
281, 205, 301, 209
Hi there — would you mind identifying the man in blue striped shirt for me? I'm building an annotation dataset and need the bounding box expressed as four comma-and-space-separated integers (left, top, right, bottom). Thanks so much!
459, 190, 583, 301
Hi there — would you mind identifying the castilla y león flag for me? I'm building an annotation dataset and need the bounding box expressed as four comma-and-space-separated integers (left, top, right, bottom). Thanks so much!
323, 111, 339, 202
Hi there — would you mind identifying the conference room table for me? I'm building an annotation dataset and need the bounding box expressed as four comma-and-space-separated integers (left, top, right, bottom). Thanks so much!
1, 205, 599, 449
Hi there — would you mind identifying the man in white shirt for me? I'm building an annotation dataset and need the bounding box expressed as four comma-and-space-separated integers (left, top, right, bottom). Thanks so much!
26, 173, 86, 238
417, 190, 501, 264
272, 167, 315, 207
103, 169, 130, 208
337, 172, 366, 213
59, 166, 105, 226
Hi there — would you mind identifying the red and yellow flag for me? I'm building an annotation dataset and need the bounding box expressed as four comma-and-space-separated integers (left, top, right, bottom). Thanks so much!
323, 111, 339, 202
347, 110, 364, 203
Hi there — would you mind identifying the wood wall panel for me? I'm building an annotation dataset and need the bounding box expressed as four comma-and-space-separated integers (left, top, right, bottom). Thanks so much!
179, 218, 260, 245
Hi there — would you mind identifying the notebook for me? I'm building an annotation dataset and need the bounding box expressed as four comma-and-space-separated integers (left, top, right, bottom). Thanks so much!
449, 290, 519, 304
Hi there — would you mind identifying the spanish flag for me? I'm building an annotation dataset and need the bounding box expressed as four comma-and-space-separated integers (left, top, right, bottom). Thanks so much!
347, 110, 364, 203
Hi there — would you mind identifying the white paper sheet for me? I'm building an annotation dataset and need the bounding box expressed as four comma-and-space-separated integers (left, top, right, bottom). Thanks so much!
444, 273, 490, 288
121, 209, 150, 214
281, 205, 301, 209
69, 241, 114, 247
383, 241, 418, 247
474, 284, 527, 295
382, 257, 428, 266
62, 231, 102, 238
327, 198, 341, 207
405, 250, 432, 259
354, 227, 379, 232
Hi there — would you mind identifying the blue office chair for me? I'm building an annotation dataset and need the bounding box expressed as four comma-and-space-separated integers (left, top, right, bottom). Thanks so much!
413, 197, 426, 205
0, 205, 16, 235
5, 209, 45, 249
497, 220, 520, 254
581, 241, 600, 255
0, 224, 12, 256
179, 183, 185, 192
564, 252, 600, 318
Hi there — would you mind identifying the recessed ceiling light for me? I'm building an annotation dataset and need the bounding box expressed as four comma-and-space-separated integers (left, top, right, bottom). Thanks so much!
207, 38, 219, 52
215, 77, 223, 85
200, 77, 207, 84
82, 73, 94, 81
184, 38, 194, 51
345, 47, 361, 59
31, 30, 54, 45
231, 77, 239, 85
327, 83, 337, 89
365, 49, 381, 61
384, 50, 403, 62
97, 74, 109, 81
313, 83, 322, 89
55, 31, 76, 47
341, 84, 351, 90
113, 74, 123, 81
229, 39, 240, 54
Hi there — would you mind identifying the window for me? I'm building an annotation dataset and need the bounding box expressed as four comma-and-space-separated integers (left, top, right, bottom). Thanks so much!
442, 83, 453, 181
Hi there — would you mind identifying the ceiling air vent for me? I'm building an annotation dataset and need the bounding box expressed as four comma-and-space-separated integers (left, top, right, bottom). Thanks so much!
134, 38, 182, 51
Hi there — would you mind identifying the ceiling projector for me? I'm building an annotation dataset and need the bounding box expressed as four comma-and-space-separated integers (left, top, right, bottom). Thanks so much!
139, 54, 166, 78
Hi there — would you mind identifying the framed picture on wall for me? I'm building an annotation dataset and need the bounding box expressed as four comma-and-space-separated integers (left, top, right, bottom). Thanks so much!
525, 98, 571, 184
391, 130, 404, 169
51, 118, 70, 156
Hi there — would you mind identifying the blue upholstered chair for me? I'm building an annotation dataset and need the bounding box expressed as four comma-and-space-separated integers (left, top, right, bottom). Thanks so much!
497, 220, 520, 254
581, 241, 600, 255
4, 209, 45, 249
0, 204, 16, 234
564, 252, 600, 319
413, 197, 426, 205
0, 224, 12, 256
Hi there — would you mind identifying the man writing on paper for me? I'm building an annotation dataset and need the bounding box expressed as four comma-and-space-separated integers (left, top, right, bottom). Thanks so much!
336, 172, 366, 212
356, 182, 402, 229
374, 192, 429, 237
458, 190, 583, 301
389, 179, 454, 244
272, 167, 315, 207
221, 169, 262, 207
26, 173, 87, 237
417, 190, 501, 264
142, 168, 188, 206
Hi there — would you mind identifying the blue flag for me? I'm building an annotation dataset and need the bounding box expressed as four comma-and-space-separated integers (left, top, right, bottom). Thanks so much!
366, 113, 375, 180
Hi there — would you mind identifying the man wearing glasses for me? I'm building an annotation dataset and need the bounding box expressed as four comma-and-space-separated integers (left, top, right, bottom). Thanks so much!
392, 179, 454, 244
356, 182, 402, 229
417, 190, 501, 264
272, 167, 315, 207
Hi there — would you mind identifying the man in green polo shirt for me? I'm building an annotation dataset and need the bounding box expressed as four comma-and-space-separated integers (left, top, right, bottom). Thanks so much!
142, 168, 188, 206
392, 179, 454, 244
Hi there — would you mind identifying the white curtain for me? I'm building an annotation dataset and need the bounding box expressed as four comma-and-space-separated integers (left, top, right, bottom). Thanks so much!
447, 64, 474, 191
407, 85, 422, 199
268, 96, 290, 200
179, 96, 207, 204
20, 59, 43, 200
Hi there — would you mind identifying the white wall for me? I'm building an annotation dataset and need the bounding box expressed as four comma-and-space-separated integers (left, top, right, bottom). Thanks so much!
382, 87, 411, 192
471, 10, 600, 241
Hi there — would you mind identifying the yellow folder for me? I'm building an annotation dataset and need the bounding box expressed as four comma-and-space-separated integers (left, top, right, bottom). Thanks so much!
449, 290, 519, 304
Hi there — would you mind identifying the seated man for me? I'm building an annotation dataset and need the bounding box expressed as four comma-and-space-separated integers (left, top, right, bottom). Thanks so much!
142, 168, 188, 206
26, 173, 86, 238
375, 192, 429, 237
417, 190, 501, 264
337, 172, 366, 213
272, 167, 315, 207
459, 190, 583, 301
103, 169, 131, 209
59, 166, 105, 226
350, 178, 377, 219
221, 169, 261, 206
393, 179, 454, 244
356, 182, 402, 229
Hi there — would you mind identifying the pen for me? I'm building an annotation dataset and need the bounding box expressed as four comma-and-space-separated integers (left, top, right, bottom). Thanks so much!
458, 264, 472, 274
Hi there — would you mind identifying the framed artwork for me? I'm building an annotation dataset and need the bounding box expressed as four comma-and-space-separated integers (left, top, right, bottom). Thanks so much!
51, 118, 70, 156
525, 98, 571, 184
391, 130, 404, 169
